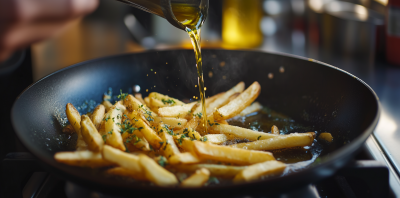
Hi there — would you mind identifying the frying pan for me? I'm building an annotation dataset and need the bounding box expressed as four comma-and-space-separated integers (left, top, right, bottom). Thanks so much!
11, 49, 380, 197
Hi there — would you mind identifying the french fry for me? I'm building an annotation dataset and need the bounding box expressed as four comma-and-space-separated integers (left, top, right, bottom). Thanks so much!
90, 104, 105, 130
155, 117, 187, 129
55, 151, 114, 167
102, 101, 113, 113
233, 160, 286, 182
192, 92, 225, 114
271, 125, 279, 135
134, 93, 145, 104
158, 103, 199, 118
121, 128, 150, 151
209, 124, 280, 140
214, 82, 261, 120
105, 167, 147, 181
172, 164, 247, 178
102, 101, 126, 151
66, 103, 87, 150
175, 137, 197, 153
81, 115, 104, 152
124, 95, 158, 125
203, 134, 228, 144
237, 102, 263, 117
206, 82, 245, 115
138, 154, 178, 186
230, 132, 315, 151
148, 92, 184, 107
319, 132, 333, 142
102, 145, 142, 173
126, 111, 162, 149
144, 97, 150, 106
159, 124, 181, 158
193, 141, 275, 165
168, 152, 200, 165
180, 168, 210, 187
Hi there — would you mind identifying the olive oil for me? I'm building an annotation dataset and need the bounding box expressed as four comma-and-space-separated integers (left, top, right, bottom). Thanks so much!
173, 3, 208, 132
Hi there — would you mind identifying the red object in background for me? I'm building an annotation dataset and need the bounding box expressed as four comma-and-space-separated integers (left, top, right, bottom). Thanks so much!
386, 0, 400, 65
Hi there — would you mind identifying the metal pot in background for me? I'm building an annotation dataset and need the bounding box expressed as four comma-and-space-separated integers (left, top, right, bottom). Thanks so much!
321, 1, 384, 63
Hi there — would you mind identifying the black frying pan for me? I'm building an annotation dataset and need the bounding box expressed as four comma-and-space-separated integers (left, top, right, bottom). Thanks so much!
11, 49, 380, 197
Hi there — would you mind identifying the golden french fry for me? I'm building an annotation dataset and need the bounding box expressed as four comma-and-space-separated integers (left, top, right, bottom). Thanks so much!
230, 132, 315, 151
134, 93, 145, 104
55, 151, 114, 167
138, 154, 178, 186
168, 152, 200, 165
180, 168, 210, 187
149, 92, 184, 107
206, 82, 245, 115
226, 92, 240, 104
102, 101, 113, 113
214, 82, 261, 120
81, 115, 104, 152
172, 164, 247, 178
155, 117, 187, 129
159, 125, 181, 158
105, 167, 147, 181
126, 111, 162, 149
319, 132, 333, 142
144, 97, 150, 106
102, 145, 142, 172
124, 95, 158, 124
121, 128, 150, 151
66, 103, 87, 150
193, 141, 275, 165
209, 124, 280, 140
192, 92, 224, 114
233, 160, 286, 182
90, 104, 105, 130
102, 101, 126, 151
271, 125, 279, 135
158, 103, 199, 118
203, 134, 228, 144
175, 137, 197, 153
237, 102, 263, 117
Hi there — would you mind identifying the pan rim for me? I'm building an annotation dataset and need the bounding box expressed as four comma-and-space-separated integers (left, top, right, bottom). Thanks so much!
11, 49, 381, 194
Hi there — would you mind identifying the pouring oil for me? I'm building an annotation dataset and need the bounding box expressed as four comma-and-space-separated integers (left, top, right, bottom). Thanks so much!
172, 3, 208, 132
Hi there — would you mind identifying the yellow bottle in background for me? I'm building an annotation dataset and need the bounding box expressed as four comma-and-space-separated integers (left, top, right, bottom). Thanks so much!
222, 0, 263, 48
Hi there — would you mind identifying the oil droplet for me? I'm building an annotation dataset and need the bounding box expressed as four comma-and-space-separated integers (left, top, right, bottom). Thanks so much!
146, 89, 148, 92
204, 87, 207, 91
166, 62, 168, 64
155, 72, 157, 74
222, 76, 226, 80
196, 97, 198, 99
195, 85, 197, 87
193, 96, 196, 99
268, 73, 274, 79
154, 85, 156, 87
220, 61, 225, 67
147, 74, 148, 76
208, 71, 213, 78
279, 66, 285, 73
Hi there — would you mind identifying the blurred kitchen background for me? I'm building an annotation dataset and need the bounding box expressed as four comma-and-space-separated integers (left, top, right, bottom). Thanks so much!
31, 0, 396, 82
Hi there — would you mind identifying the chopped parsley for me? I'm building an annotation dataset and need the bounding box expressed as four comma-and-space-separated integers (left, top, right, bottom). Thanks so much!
257, 136, 261, 140
194, 112, 202, 118
117, 89, 128, 101
108, 130, 113, 134
178, 122, 181, 125
159, 141, 164, 146
177, 134, 187, 145
133, 135, 141, 145
104, 115, 110, 122
157, 156, 167, 167
161, 98, 176, 105
102, 135, 107, 143
202, 136, 208, 142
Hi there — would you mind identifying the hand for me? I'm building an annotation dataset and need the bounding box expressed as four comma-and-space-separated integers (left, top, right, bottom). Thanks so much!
0, 0, 99, 62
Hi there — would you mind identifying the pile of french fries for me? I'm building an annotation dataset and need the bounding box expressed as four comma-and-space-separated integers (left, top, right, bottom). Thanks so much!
55, 81, 319, 187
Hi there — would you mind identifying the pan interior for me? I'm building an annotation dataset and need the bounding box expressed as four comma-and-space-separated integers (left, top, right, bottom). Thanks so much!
11, 49, 379, 192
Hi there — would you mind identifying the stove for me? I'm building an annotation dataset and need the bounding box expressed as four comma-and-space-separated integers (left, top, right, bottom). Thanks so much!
2, 135, 398, 198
